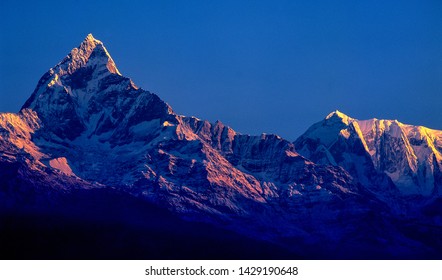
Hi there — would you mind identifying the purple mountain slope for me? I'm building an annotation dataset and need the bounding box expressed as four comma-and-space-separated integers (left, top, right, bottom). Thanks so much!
1, 34, 441, 259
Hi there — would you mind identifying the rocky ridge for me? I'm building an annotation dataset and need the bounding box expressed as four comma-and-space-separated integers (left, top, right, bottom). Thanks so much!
1, 35, 441, 258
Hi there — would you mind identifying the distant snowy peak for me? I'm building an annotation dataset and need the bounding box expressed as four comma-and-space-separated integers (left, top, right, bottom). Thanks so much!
325, 110, 353, 125
296, 111, 442, 196
297, 110, 353, 149
58, 33, 121, 76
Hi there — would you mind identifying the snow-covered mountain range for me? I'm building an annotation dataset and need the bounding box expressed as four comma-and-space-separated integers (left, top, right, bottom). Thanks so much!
1, 34, 441, 259
295, 110, 442, 197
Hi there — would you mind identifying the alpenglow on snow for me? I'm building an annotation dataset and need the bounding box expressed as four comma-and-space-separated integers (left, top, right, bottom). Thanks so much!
1, 34, 441, 259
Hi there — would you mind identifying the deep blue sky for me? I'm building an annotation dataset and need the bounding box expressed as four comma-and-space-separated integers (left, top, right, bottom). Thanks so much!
1, 0, 441, 140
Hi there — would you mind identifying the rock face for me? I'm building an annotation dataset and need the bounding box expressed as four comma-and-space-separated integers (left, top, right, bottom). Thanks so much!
1, 35, 441, 259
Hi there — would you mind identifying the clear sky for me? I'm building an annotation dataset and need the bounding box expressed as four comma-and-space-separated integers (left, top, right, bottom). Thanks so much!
1, 0, 441, 140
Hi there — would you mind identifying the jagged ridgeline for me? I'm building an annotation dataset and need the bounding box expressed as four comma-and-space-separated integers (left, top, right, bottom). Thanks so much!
1, 34, 441, 259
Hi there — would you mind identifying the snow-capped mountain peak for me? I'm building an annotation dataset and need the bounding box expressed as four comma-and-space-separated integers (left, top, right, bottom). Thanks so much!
22, 33, 127, 109
296, 112, 442, 196
85, 33, 97, 42
2, 35, 442, 259
20, 34, 148, 140
58, 33, 121, 76
325, 110, 353, 125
